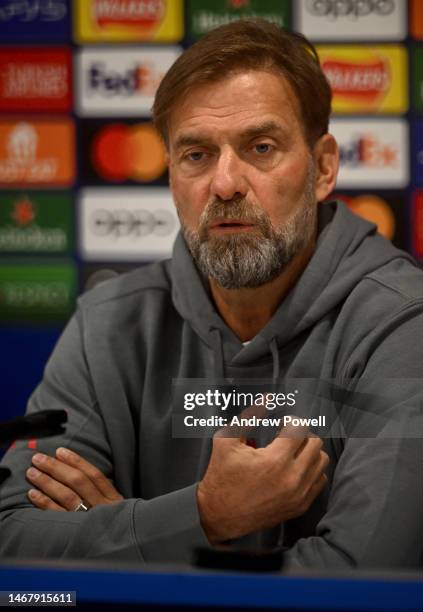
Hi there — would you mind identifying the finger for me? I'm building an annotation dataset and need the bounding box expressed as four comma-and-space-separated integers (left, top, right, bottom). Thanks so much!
214, 403, 269, 442
303, 450, 330, 490
293, 436, 323, 471
266, 423, 310, 457
26, 467, 82, 511
55, 448, 122, 501
27, 488, 66, 512
31, 453, 105, 507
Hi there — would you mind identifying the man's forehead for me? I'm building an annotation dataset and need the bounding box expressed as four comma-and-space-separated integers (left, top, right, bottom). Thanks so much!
172, 120, 292, 150
167, 70, 303, 147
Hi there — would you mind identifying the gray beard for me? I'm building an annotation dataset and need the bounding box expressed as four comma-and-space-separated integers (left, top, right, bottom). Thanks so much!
180, 173, 317, 290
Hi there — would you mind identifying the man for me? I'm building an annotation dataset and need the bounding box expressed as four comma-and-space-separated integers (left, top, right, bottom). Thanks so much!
1, 19, 423, 568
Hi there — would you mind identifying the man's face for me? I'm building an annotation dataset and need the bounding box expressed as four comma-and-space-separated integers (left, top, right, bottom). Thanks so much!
167, 70, 320, 289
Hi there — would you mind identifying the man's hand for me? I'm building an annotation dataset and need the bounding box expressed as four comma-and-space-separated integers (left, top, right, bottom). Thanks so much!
197, 426, 329, 544
26, 447, 123, 512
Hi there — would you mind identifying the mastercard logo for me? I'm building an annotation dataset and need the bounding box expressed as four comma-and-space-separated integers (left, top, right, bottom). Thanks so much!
338, 194, 395, 240
92, 122, 166, 182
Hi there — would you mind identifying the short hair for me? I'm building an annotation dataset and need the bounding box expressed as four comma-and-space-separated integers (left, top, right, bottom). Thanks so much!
152, 19, 332, 149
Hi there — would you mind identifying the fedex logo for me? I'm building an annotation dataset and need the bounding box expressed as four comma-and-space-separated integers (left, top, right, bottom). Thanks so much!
330, 118, 408, 188
88, 62, 159, 96
339, 135, 398, 168
77, 47, 180, 116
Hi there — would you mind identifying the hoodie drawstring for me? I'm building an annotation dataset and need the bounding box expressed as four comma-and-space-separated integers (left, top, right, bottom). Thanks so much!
270, 336, 280, 383
210, 328, 225, 380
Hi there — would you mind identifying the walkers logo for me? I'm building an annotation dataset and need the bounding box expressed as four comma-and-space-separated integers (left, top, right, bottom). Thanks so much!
76, 47, 180, 116
412, 192, 423, 258
412, 48, 423, 112
74, 0, 183, 42
330, 119, 408, 188
0, 0, 70, 43
411, 121, 423, 187
80, 120, 167, 184
0, 120, 75, 186
0, 48, 72, 112
79, 188, 179, 260
297, 0, 406, 41
410, 0, 423, 39
317, 46, 407, 113
188, 0, 290, 39
0, 192, 73, 253
0, 261, 76, 321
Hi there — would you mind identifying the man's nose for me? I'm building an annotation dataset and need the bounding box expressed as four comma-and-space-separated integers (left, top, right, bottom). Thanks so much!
210, 147, 247, 201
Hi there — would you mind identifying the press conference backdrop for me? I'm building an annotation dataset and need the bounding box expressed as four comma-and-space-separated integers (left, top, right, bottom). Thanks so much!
0, 0, 422, 420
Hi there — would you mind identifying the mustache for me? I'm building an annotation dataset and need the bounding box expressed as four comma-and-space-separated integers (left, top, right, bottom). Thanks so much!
198, 197, 272, 240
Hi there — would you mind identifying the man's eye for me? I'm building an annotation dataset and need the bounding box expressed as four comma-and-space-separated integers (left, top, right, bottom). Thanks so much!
254, 143, 272, 154
186, 151, 204, 162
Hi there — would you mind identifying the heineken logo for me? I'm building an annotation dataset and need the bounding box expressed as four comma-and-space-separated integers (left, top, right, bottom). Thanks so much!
11, 196, 36, 227
0, 262, 76, 321
189, 0, 289, 38
0, 192, 73, 253
227, 0, 250, 8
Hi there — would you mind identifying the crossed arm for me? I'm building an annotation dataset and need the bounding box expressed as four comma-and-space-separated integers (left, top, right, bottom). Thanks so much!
25, 432, 329, 545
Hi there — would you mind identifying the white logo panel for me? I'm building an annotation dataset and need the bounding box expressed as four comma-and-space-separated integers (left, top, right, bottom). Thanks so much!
296, 0, 406, 41
330, 119, 409, 188
76, 47, 181, 116
79, 188, 179, 260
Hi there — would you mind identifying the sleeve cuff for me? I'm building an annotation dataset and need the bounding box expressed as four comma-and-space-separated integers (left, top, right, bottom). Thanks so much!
133, 483, 210, 563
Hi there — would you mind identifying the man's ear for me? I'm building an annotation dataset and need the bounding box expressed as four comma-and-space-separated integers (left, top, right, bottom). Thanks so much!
165, 150, 172, 186
313, 134, 339, 202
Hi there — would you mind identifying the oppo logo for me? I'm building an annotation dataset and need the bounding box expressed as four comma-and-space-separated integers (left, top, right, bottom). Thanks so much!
306, 0, 395, 18
90, 208, 175, 237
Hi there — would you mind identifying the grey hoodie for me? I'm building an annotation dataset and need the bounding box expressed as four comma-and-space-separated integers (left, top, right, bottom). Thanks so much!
1, 200, 423, 569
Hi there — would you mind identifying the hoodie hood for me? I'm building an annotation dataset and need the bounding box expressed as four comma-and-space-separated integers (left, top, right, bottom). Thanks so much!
171, 200, 414, 374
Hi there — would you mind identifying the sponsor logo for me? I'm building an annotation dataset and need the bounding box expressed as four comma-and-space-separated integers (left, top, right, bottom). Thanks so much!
297, 0, 405, 40
306, 0, 395, 19
0, 120, 74, 186
339, 134, 397, 167
188, 0, 290, 38
335, 192, 406, 250
227, 0, 250, 7
0, 0, 70, 43
411, 0, 423, 40
318, 46, 407, 113
79, 188, 179, 259
330, 119, 408, 188
77, 47, 180, 116
75, 0, 183, 42
81, 120, 166, 184
0, 48, 72, 112
0, 262, 76, 321
0, 192, 73, 253
92, 0, 166, 26
412, 191, 423, 257
336, 194, 395, 239
91, 208, 175, 237
323, 58, 389, 102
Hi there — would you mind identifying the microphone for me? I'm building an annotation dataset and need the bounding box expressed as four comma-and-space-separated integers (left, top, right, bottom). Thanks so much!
0, 410, 67, 448
0, 410, 67, 486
